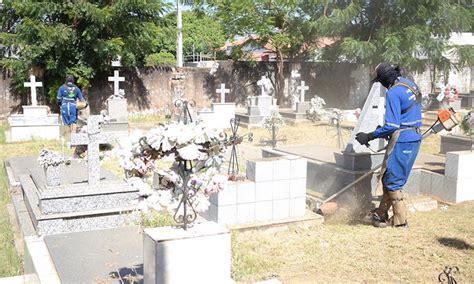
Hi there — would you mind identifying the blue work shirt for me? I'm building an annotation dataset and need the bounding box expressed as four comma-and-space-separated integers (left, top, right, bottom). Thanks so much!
57, 83, 84, 104
372, 77, 422, 142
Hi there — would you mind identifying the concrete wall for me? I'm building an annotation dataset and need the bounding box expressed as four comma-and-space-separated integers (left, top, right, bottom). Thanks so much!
13, 62, 474, 120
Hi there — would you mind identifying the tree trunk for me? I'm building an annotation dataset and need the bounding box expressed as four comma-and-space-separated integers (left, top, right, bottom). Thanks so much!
275, 48, 285, 105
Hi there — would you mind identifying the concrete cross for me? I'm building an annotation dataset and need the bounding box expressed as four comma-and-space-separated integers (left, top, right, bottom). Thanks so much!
70, 116, 115, 186
297, 80, 309, 102
216, 83, 230, 103
108, 70, 125, 97
257, 75, 269, 96
24, 75, 43, 106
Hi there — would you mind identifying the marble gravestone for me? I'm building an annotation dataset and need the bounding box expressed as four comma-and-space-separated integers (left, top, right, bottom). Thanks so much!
280, 80, 311, 122
13, 115, 139, 235
235, 75, 278, 128
103, 70, 129, 135
197, 83, 236, 129
333, 82, 387, 208
8, 75, 60, 141
344, 82, 386, 154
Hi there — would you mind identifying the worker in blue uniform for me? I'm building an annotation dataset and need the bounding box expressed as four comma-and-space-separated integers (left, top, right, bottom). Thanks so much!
57, 75, 85, 133
356, 63, 422, 228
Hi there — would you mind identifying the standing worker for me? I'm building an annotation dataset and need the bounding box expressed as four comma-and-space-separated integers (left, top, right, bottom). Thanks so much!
355, 63, 422, 228
57, 75, 86, 133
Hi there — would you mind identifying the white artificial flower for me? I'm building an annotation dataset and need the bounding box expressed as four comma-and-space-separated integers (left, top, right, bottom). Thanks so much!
191, 192, 211, 212
177, 144, 202, 160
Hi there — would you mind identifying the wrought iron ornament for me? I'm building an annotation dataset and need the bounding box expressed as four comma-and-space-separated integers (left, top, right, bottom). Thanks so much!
173, 160, 197, 230
225, 118, 253, 180
438, 266, 459, 284
260, 118, 287, 148
174, 98, 195, 125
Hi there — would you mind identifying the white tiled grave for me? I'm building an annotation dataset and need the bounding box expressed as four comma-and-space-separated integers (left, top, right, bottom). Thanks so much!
8, 106, 60, 142
143, 222, 231, 284
204, 155, 307, 225
420, 151, 474, 203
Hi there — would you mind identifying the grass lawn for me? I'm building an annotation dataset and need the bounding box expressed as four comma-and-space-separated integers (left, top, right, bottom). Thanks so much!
232, 202, 474, 283
0, 123, 64, 277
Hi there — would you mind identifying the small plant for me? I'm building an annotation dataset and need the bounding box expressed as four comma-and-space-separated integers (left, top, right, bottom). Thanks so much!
460, 109, 474, 151
262, 111, 284, 132
460, 109, 474, 136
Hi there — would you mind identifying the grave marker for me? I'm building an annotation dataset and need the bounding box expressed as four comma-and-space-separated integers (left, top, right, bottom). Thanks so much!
70, 116, 115, 185
344, 82, 386, 153
24, 75, 43, 106
297, 81, 309, 102
108, 70, 125, 97
216, 83, 230, 103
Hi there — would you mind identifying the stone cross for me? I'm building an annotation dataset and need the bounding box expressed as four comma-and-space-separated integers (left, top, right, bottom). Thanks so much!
216, 83, 230, 103
297, 81, 309, 102
70, 116, 115, 186
24, 75, 43, 106
108, 70, 125, 97
257, 75, 272, 96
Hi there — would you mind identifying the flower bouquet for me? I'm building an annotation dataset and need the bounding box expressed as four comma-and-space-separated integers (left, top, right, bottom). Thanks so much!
38, 149, 67, 187
119, 121, 228, 225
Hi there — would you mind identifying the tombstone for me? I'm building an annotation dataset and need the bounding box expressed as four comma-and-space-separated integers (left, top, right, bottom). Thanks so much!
197, 83, 236, 129
8, 115, 139, 235
333, 82, 387, 209
295, 81, 310, 114
234, 75, 277, 128
279, 80, 311, 122
103, 70, 129, 135
70, 116, 116, 186
7, 75, 60, 141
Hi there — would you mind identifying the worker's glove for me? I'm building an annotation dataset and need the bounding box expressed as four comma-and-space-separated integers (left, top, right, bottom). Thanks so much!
355, 132, 374, 146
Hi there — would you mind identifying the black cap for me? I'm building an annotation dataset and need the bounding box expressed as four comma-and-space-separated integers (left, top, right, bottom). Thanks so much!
371, 62, 393, 83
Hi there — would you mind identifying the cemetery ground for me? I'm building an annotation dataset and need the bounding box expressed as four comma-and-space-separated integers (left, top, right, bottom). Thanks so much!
0, 121, 473, 282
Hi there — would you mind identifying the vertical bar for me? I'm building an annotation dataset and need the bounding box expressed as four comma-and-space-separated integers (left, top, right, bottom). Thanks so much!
176, 0, 183, 67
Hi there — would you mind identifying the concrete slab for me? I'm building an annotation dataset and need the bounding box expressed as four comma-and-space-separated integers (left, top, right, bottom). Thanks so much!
274, 144, 446, 171
45, 226, 143, 283
6, 156, 118, 186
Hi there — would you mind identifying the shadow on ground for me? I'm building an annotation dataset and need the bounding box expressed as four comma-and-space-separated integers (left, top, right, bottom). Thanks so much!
438, 237, 473, 250
109, 264, 143, 284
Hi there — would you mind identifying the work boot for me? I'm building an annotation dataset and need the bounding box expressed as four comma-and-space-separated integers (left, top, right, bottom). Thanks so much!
371, 213, 388, 228
373, 186, 391, 218
388, 190, 408, 227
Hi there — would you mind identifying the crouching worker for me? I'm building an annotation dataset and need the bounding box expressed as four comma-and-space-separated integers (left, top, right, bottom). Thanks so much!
355, 63, 422, 228
57, 75, 86, 133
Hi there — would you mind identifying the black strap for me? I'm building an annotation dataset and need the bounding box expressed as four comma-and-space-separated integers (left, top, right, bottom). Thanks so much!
392, 82, 422, 114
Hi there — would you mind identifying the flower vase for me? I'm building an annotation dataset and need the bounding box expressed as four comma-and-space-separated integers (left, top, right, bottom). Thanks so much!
152, 171, 160, 189
44, 165, 60, 187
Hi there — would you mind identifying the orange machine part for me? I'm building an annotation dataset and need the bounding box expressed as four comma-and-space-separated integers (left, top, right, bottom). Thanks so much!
438, 108, 453, 123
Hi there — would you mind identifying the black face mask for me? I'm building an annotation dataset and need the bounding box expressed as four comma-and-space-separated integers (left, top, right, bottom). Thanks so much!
377, 71, 398, 89
372, 63, 401, 89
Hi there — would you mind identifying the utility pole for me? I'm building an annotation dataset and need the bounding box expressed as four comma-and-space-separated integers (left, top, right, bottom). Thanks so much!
176, 0, 183, 67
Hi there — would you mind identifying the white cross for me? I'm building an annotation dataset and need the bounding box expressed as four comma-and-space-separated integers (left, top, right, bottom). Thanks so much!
216, 83, 230, 103
297, 80, 309, 102
24, 75, 43, 106
257, 75, 268, 96
108, 70, 125, 97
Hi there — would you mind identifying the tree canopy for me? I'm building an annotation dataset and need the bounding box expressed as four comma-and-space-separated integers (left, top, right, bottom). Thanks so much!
196, 0, 473, 98
0, 0, 170, 100
157, 10, 226, 60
